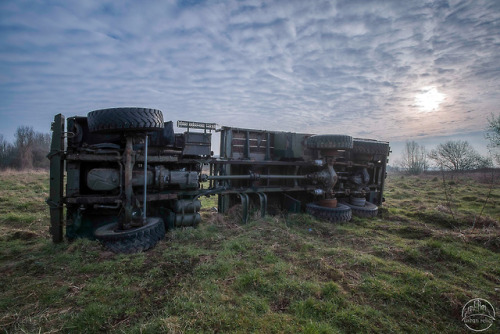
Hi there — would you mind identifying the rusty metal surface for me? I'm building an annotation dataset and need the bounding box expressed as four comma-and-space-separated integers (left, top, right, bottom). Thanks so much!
317, 198, 338, 208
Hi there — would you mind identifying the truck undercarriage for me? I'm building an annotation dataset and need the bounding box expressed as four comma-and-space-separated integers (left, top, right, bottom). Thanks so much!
47, 108, 389, 253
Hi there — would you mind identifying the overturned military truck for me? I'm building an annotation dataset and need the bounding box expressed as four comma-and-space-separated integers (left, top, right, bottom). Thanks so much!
47, 108, 390, 253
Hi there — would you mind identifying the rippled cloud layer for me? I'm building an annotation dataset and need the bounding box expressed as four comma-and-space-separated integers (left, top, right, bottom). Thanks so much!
1, 0, 499, 144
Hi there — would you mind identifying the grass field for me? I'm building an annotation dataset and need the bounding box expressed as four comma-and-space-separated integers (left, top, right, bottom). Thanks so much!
0, 170, 499, 333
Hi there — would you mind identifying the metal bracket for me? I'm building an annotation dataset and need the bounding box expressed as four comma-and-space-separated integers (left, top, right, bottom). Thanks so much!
46, 150, 64, 159
63, 131, 76, 138
45, 200, 61, 209
238, 193, 249, 223
257, 192, 267, 218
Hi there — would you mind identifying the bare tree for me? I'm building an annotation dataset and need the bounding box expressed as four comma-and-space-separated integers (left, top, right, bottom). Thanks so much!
0, 134, 15, 169
32, 132, 51, 169
15, 126, 35, 169
1, 128, 51, 170
0, 134, 7, 158
486, 113, 500, 164
428, 140, 492, 171
399, 141, 428, 175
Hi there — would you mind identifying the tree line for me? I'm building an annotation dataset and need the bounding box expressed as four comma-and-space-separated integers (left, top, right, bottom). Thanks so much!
0, 126, 51, 170
397, 114, 500, 174
2, 114, 500, 172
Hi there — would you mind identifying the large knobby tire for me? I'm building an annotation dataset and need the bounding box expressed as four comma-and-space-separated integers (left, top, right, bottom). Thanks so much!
94, 217, 166, 253
306, 134, 353, 150
341, 201, 378, 218
87, 107, 164, 133
352, 139, 389, 155
306, 202, 352, 223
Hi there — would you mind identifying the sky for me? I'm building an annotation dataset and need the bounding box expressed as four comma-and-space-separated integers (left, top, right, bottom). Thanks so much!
1, 0, 499, 163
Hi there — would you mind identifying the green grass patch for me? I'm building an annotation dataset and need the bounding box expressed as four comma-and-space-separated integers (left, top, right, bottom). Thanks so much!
0, 171, 499, 333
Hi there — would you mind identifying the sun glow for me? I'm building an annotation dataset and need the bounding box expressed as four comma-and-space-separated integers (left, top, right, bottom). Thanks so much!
415, 86, 445, 112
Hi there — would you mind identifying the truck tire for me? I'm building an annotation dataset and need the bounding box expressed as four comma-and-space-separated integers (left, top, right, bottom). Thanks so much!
341, 201, 378, 218
87, 107, 164, 133
94, 217, 165, 253
349, 196, 366, 207
306, 202, 352, 223
306, 135, 353, 150
352, 139, 389, 155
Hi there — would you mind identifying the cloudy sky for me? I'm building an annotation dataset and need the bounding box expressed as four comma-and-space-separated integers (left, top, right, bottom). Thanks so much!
1, 0, 499, 160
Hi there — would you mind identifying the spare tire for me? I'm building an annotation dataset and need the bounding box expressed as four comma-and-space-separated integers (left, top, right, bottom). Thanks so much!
306, 135, 353, 150
352, 139, 389, 155
341, 201, 378, 218
87, 107, 164, 133
306, 202, 352, 223
94, 217, 165, 253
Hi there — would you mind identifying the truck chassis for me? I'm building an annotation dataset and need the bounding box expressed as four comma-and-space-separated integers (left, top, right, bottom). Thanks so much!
47, 108, 389, 253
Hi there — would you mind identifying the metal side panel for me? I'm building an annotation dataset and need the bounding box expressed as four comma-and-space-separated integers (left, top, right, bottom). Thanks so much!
183, 132, 212, 156
47, 114, 65, 243
221, 127, 233, 159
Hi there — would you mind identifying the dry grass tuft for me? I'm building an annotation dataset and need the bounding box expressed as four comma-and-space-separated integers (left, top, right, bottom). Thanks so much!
0, 168, 49, 175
